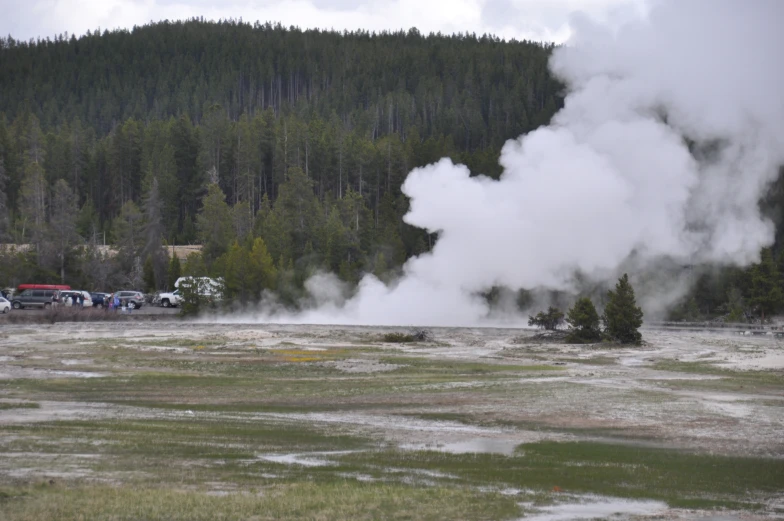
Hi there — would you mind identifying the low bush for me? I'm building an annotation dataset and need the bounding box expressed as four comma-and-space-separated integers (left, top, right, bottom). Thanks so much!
381, 332, 417, 343
381, 330, 432, 343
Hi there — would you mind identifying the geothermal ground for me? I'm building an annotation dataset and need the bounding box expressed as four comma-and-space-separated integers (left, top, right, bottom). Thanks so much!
0, 321, 782, 520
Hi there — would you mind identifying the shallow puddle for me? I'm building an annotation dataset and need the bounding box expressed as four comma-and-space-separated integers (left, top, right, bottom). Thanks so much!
522, 496, 667, 520
258, 450, 358, 467
46, 370, 107, 378
401, 438, 518, 455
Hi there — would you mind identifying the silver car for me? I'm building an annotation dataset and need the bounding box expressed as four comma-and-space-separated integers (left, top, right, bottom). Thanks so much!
0, 296, 10, 314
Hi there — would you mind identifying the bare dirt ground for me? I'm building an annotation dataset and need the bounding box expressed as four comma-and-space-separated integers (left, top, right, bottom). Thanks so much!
0, 321, 782, 520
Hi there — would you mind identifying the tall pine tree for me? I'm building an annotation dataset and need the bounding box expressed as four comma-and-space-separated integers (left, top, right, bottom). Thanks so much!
603, 274, 644, 345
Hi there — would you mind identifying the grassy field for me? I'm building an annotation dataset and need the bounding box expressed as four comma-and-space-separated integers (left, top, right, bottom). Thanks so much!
0, 323, 782, 519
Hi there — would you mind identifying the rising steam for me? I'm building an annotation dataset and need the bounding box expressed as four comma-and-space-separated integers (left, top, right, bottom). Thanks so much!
221, 0, 784, 326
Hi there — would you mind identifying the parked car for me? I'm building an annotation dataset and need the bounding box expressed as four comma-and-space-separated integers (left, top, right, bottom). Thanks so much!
11, 288, 57, 309
155, 288, 182, 307
90, 292, 111, 308
114, 291, 145, 309
59, 291, 93, 307
0, 296, 10, 314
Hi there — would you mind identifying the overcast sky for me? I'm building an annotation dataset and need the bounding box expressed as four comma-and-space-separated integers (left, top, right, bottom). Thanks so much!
0, 0, 647, 44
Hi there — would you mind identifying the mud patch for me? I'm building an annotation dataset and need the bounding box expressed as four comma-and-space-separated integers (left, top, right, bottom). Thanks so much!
61, 359, 94, 366
326, 359, 402, 373
46, 370, 108, 378
225, 329, 275, 341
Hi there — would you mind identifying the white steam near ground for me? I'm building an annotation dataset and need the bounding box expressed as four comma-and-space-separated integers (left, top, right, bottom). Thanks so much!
216, 0, 784, 326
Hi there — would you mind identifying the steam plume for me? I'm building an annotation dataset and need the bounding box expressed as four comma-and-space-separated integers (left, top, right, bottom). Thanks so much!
226, 0, 784, 326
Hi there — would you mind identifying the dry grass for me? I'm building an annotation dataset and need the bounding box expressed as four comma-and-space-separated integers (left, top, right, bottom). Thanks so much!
0, 483, 520, 521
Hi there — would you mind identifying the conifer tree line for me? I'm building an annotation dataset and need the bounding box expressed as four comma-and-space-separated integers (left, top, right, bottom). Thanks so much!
1, 20, 784, 322
0, 20, 562, 299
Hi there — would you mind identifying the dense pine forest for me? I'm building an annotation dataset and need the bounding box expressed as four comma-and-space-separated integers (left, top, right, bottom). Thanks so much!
0, 19, 782, 320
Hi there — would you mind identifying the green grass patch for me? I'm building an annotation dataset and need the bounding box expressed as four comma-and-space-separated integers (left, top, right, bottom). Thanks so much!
653, 360, 784, 391
341, 441, 784, 509
5, 360, 553, 406
0, 483, 521, 521
0, 402, 40, 410
382, 356, 564, 375
557, 356, 617, 365
4, 417, 368, 456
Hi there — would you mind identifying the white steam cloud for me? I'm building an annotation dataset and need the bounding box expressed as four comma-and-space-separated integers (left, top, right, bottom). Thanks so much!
221, 0, 784, 326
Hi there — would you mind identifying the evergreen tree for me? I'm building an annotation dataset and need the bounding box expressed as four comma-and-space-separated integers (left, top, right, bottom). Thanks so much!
565, 297, 602, 343
19, 156, 47, 255
528, 307, 564, 330
723, 286, 747, 323
275, 167, 321, 258
48, 179, 79, 283
249, 237, 276, 295
339, 187, 372, 264
323, 205, 348, 272
76, 199, 100, 242
373, 252, 388, 282
167, 253, 182, 290
178, 276, 205, 316
183, 252, 208, 277
602, 274, 644, 345
142, 177, 167, 289
197, 182, 234, 264
262, 207, 293, 265
749, 247, 782, 321
232, 200, 253, 241
221, 241, 254, 304
0, 156, 8, 240
112, 200, 145, 274
143, 254, 156, 293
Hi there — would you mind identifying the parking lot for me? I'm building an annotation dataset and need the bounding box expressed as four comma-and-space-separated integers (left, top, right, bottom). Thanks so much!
0, 304, 181, 320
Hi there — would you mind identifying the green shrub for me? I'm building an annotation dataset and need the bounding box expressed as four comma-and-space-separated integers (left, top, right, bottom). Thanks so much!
528, 306, 564, 330
602, 274, 644, 344
381, 332, 416, 343
565, 297, 602, 344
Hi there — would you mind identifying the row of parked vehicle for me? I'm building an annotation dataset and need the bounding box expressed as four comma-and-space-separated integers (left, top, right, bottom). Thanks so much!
1, 278, 223, 313
2, 286, 146, 310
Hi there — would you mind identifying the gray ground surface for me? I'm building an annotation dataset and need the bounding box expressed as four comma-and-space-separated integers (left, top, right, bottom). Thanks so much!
0, 321, 782, 519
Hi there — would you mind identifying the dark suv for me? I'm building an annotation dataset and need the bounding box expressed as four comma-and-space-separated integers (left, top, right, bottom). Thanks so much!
114, 291, 144, 309
12, 289, 56, 309
91, 292, 110, 308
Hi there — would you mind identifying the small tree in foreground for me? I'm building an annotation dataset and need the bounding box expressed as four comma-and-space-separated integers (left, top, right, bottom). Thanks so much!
602, 273, 644, 344
178, 276, 206, 316
528, 306, 565, 330
566, 297, 602, 344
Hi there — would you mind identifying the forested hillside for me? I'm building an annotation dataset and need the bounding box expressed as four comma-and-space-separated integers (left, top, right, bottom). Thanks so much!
0, 20, 562, 300
0, 19, 782, 321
